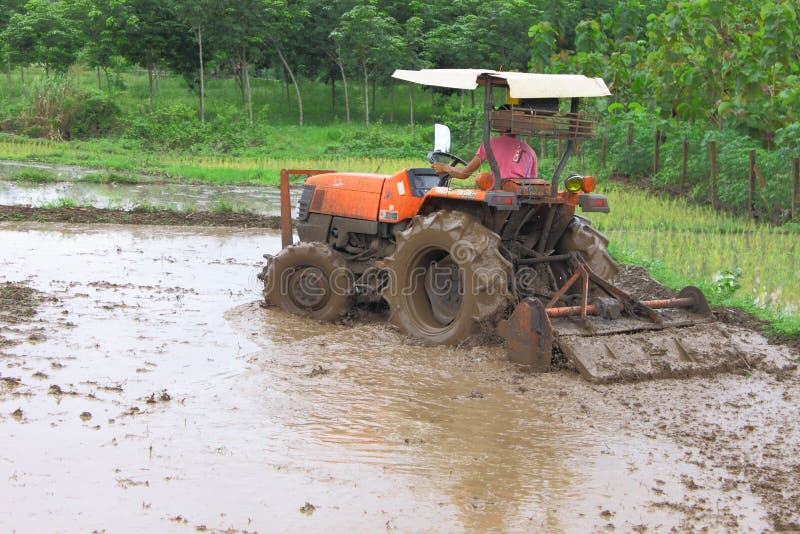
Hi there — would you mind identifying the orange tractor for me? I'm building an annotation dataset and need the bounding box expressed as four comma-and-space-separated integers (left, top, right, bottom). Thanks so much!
260, 69, 733, 382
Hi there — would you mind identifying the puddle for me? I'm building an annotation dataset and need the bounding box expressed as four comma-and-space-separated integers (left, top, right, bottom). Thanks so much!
0, 222, 781, 532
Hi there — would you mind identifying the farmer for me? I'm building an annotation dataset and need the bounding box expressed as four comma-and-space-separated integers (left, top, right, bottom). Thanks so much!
431, 132, 537, 189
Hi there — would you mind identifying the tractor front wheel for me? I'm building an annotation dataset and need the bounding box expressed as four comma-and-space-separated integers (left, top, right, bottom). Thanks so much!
262, 242, 353, 321
383, 211, 512, 345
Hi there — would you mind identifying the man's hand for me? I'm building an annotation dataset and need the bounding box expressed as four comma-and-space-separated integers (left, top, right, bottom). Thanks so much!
432, 162, 451, 175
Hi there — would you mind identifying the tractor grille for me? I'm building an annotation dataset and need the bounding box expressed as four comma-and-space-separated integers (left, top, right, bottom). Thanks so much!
297, 185, 315, 221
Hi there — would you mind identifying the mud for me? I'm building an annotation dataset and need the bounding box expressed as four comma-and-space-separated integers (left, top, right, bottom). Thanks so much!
1, 221, 798, 532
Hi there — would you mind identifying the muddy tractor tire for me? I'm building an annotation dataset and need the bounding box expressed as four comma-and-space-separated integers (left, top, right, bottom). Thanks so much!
557, 216, 620, 280
383, 211, 512, 345
262, 242, 353, 321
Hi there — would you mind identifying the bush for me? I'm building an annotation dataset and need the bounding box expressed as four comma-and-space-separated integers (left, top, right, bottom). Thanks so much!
4, 75, 121, 141
69, 92, 121, 139
124, 104, 208, 150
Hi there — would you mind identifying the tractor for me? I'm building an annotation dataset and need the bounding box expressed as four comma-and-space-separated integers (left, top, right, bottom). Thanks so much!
259, 69, 739, 382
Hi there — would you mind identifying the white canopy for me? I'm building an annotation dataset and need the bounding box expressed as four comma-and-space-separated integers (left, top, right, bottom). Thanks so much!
392, 69, 611, 98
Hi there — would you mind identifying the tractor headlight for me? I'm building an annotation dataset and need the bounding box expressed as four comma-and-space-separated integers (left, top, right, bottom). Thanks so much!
565, 175, 584, 193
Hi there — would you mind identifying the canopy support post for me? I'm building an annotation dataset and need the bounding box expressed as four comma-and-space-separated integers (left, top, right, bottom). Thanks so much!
481, 75, 502, 190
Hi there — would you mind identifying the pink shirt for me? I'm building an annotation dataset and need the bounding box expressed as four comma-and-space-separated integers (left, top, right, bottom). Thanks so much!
476, 135, 538, 180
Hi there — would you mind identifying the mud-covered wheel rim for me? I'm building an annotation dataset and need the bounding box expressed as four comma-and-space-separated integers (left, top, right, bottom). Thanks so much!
384, 211, 512, 345
406, 245, 464, 331
263, 242, 352, 322
287, 266, 329, 310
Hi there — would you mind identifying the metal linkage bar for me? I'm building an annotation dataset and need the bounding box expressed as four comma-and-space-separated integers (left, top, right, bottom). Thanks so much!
542, 254, 707, 322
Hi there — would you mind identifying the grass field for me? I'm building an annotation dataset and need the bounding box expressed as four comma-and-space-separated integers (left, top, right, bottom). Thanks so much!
594, 186, 800, 334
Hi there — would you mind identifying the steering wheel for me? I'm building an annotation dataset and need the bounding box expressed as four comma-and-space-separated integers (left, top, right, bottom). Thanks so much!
427, 150, 468, 187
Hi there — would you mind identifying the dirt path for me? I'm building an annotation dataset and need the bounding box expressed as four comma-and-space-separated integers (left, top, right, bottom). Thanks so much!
1, 221, 798, 532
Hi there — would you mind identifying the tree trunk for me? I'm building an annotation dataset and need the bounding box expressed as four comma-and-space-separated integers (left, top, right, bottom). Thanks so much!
409, 83, 414, 128
330, 76, 335, 113
6, 57, 11, 98
274, 40, 303, 126
371, 77, 376, 119
97, 66, 102, 90
284, 68, 291, 111
242, 48, 253, 127
198, 24, 205, 123
333, 51, 350, 123
389, 81, 394, 123
146, 50, 154, 114
362, 57, 369, 127
237, 68, 245, 106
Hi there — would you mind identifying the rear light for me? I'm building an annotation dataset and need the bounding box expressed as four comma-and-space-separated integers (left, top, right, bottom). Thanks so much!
578, 194, 610, 213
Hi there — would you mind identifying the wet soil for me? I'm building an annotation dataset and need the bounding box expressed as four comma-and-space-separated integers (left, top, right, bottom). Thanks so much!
1, 222, 799, 532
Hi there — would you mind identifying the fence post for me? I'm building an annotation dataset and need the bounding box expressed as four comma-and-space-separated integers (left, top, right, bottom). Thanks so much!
653, 128, 660, 176
627, 123, 634, 146
709, 141, 719, 210
601, 125, 608, 168
679, 137, 688, 196
540, 138, 546, 160
748, 150, 757, 220
793, 157, 799, 221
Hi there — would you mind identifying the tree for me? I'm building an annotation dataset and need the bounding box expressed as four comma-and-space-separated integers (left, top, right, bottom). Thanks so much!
264, 0, 312, 126
0, 0, 26, 96
108, 0, 195, 113
3, 0, 87, 76
175, 0, 226, 123
332, 4, 403, 127
213, 0, 271, 126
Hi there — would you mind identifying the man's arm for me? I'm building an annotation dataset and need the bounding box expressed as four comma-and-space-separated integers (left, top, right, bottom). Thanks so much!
431, 156, 481, 180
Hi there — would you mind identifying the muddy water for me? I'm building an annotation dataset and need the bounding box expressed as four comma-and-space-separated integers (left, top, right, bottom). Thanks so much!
0, 178, 299, 216
0, 222, 789, 532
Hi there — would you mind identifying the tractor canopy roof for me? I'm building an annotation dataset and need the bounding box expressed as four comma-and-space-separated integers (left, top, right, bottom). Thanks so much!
392, 69, 611, 99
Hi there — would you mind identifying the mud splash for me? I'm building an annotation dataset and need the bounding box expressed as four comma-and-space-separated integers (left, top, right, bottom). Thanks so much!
0, 221, 796, 532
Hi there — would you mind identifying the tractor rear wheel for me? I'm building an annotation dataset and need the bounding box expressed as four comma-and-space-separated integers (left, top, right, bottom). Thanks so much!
262, 242, 353, 321
557, 216, 620, 280
383, 211, 512, 345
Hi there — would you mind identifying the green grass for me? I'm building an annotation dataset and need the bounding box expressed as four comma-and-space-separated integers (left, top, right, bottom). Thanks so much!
594, 185, 800, 335
7, 168, 59, 182
40, 198, 78, 208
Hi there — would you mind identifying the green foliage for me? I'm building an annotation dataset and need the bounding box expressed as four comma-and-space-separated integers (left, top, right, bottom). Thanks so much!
124, 104, 208, 150
10, 169, 57, 183
2, 0, 88, 74
3, 74, 121, 140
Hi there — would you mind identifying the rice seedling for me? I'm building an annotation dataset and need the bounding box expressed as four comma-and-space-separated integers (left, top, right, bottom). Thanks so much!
596, 185, 799, 332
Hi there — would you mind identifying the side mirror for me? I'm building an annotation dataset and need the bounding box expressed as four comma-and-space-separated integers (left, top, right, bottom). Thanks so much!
433, 123, 451, 153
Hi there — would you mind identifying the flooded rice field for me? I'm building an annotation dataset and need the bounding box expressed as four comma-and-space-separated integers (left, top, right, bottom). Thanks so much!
1, 222, 799, 532
0, 160, 300, 215
0, 178, 299, 216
